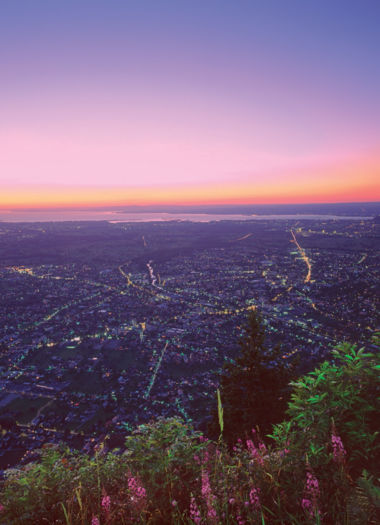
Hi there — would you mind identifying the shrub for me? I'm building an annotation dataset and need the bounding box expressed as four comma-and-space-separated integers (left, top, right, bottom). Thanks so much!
123, 417, 208, 519
284, 342, 380, 474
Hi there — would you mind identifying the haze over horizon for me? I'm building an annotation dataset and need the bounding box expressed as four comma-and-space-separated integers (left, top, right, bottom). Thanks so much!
1, 1, 380, 208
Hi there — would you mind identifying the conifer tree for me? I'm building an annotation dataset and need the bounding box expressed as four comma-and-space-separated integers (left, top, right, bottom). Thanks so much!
211, 309, 293, 444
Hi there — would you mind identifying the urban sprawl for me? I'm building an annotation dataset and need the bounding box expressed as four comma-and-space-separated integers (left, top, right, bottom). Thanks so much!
0, 217, 379, 472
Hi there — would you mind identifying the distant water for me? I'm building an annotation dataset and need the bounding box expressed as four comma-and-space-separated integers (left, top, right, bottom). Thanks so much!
0, 210, 373, 223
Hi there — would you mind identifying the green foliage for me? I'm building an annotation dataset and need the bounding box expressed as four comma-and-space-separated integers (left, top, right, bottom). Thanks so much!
211, 310, 293, 444
1, 337, 379, 524
2, 447, 84, 524
285, 342, 380, 474
123, 417, 207, 518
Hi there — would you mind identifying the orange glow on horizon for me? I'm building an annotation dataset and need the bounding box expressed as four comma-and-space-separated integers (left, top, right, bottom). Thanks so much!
1, 156, 379, 209
1, 182, 379, 209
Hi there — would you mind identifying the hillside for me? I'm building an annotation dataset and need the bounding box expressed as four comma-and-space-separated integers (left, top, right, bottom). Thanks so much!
1, 338, 379, 524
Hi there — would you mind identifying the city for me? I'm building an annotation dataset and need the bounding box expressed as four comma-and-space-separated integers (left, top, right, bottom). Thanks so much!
1, 216, 378, 472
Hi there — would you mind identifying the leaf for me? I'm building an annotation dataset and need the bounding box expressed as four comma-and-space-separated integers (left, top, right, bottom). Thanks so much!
75, 487, 82, 511
314, 373, 325, 386
217, 389, 224, 437
61, 502, 71, 525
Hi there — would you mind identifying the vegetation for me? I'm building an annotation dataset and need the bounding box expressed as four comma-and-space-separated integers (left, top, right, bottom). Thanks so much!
209, 310, 294, 444
0, 332, 379, 524
285, 342, 380, 475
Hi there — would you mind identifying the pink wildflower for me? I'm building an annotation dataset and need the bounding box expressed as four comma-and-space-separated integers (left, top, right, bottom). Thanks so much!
128, 476, 147, 502
201, 469, 217, 522
306, 471, 319, 496
189, 495, 201, 524
201, 450, 210, 465
246, 439, 264, 466
249, 487, 261, 511
246, 439, 255, 454
331, 432, 346, 463
0, 504, 4, 512
91, 517, 100, 525
201, 469, 212, 500
302, 471, 320, 519
101, 495, 111, 513
301, 498, 313, 516
259, 442, 267, 454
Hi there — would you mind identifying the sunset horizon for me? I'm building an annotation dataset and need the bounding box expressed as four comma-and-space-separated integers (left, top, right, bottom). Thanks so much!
1, 194, 379, 211
2, 157, 379, 209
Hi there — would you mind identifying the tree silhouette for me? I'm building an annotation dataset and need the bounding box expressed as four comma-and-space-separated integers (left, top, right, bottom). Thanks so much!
210, 310, 293, 444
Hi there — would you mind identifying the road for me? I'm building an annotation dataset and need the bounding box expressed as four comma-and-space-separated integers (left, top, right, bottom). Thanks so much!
290, 230, 312, 283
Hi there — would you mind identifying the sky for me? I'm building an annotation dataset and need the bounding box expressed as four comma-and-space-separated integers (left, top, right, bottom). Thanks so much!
1, 0, 379, 208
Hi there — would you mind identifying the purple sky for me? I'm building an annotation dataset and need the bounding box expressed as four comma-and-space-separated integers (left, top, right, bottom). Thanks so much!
1, 1, 379, 206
